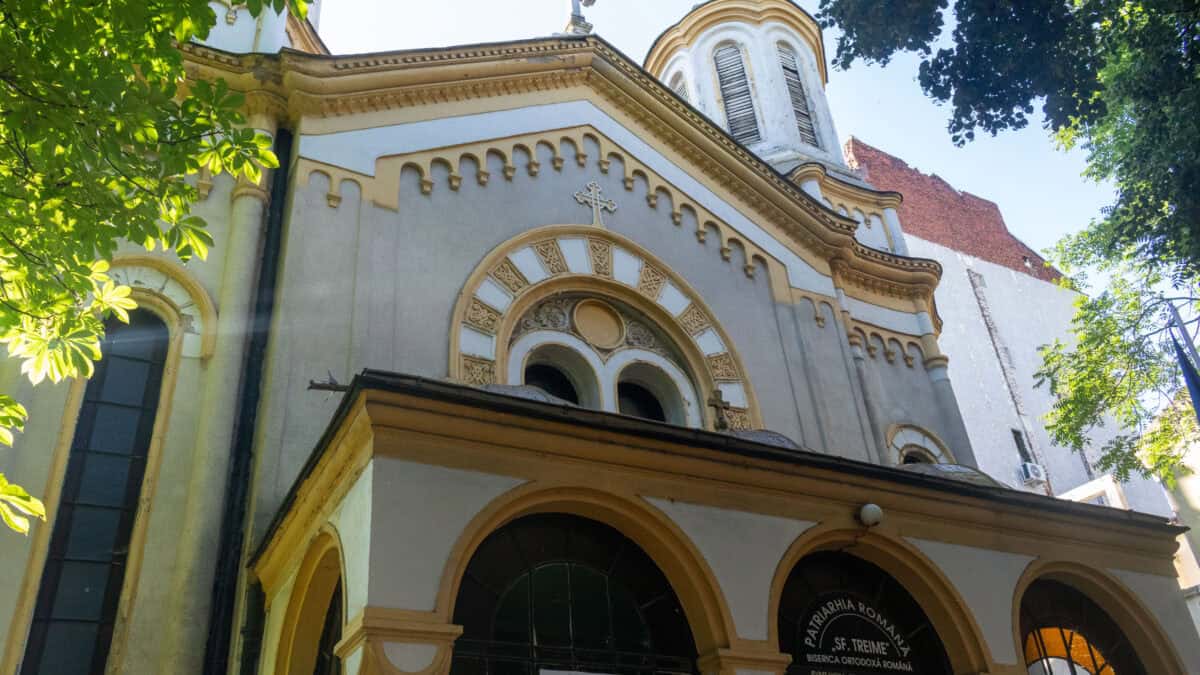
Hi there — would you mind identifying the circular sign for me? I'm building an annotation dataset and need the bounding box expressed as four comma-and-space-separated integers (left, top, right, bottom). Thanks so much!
573, 299, 625, 350
796, 593, 916, 674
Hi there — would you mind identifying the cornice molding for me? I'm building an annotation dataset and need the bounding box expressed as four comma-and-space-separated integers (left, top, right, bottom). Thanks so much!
179, 36, 943, 312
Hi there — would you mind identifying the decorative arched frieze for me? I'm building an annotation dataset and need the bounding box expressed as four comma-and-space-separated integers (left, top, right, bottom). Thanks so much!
845, 319, 929, 369
1010, 559, 1189, 674
298, 125, 776, 281
767, 523, 994, 675
450, 225, 761, 430
109, 254, 217, 359
886, 424, 954, 465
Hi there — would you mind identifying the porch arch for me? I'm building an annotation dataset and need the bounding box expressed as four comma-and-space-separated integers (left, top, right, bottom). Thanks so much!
437, 483, 736, 659
1011, 559, 1187, 674
767, 523, 993, 674
275, 526, 347, 675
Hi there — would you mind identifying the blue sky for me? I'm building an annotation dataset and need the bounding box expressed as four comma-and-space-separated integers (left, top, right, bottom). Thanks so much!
318, 0, 1112, 255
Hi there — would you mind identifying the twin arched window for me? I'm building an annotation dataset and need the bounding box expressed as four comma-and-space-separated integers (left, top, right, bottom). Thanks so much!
510, 296, 700, 427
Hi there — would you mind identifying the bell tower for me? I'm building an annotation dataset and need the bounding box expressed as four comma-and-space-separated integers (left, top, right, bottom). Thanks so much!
197, 0, 325, 54
645, 0, 845, 175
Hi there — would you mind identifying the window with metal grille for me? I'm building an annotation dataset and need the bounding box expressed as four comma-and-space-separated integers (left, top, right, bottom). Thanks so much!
21, 313, 169, 675
777, 43, 819, 148
669, 73, 689, 103
713, 44, 761, 144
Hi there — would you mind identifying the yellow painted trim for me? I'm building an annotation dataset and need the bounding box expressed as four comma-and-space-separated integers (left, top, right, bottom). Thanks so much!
646, 0, 829, 84
434, 482, 736, 657
275, 525, 346, 675
180, 38, 943, 312
447, 224, 763, 429
112, 253, 219, 360
766, 521, 994, 674
2, 291, 186, 675
1010, 559, 1189, 674
885, 423, 955, 464
335, 607, 462, 675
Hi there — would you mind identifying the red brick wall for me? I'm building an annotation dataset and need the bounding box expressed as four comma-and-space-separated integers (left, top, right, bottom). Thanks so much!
843, 137, 1061, 283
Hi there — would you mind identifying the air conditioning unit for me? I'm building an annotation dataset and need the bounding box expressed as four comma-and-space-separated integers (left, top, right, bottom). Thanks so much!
1020, 462, 1048, 486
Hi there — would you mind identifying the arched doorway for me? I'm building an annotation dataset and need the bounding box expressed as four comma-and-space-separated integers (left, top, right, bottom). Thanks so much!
777, 551, 952, 675
1020, 579, 1146, 675
450, 513, 698, 675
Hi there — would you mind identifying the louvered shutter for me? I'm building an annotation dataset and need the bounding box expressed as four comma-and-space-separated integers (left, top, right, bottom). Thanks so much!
778, 44, 820, 148
670, 74, 690, 103
714, 45, 761, 144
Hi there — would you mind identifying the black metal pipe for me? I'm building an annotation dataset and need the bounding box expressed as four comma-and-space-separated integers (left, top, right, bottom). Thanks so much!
203, 127, 294, 675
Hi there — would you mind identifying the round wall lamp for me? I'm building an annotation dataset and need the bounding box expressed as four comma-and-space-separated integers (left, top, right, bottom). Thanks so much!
858, 503, 884, 528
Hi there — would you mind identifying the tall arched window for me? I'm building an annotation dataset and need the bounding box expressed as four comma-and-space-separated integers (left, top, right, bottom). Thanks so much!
713, 44, 761, 145
21, 313, 170, 675
451, 514, 698, 675
1021, 579, 1146, 675
776, 43, 819, 148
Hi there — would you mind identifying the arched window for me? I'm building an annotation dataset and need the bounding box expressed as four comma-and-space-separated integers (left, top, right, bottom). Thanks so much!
776, 43, 819, 148
778, 551, 953, 675
451, 514, 698, 675
525, 363, 581, 404
22, 313, 170, 675
713, 44, 761, 145
1021, 579, 1146, 675
508, 296, 700, 427
669, 72, 690, 104
901, 447, 936, 464
618, 382, 666, 422
523, 342, 600, 409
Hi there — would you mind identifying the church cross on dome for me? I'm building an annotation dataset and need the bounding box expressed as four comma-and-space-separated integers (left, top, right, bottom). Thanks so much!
566, 0, 598, 35
574, 181, 616, 226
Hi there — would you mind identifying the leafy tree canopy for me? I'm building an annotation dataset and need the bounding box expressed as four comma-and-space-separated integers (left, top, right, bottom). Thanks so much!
817, 0, 1200, 480
0, 0, 304, 532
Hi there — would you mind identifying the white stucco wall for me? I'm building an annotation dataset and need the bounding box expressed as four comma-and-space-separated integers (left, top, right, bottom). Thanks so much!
367, 459, 524, 611
647, 498, 814, 641
905, 235, 1173, 518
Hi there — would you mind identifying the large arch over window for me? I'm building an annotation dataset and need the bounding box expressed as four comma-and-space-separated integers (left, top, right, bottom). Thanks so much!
1012, 561, 1187, 675
450, 226, 760, 431
768, 525, 992, 675
438, 485, 734, 662
6, 261, 215, 675
451, 513, 698, 675
777, 550, 953, 675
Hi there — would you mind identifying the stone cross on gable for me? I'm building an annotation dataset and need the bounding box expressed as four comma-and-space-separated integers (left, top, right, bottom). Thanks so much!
574, 181, 617, 226
708, 390, 732, 431
567, 0, 598, 35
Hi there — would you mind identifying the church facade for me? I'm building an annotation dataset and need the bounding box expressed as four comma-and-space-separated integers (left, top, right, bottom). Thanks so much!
0, 1, 1197, 674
